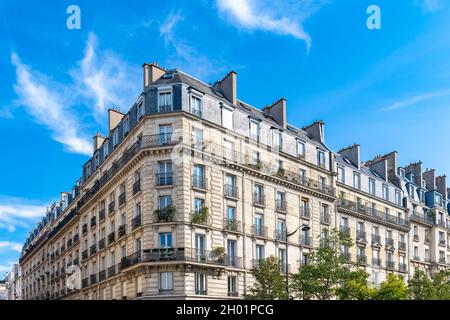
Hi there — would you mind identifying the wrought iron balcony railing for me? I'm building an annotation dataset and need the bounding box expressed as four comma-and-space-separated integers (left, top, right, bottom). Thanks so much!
133, 179, 141, 195
156, 173, 174, 186
251, 225, 268, 238
224, 184, 238, 198
132, 214, 142, 230
224, 218, 241, 232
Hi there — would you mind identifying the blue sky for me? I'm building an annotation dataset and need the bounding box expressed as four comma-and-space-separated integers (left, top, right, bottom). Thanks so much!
1, 0, 449, 275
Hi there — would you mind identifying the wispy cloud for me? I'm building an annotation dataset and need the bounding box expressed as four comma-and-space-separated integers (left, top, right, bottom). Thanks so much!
11, 33, 140, 154
11, 53, 92, 155
0, 196, 46, 232
418, 0, 444, 13
160, 13, 226, 79
379, 89, 450, 112
71, 33, 140, 122
0, 242, 23, 253
0, 261, 15, 274
216, 0, 325, 52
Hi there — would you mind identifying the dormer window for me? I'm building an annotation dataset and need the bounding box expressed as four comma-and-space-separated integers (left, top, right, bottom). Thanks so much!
191, 95, 202, 117
382, 184, 389, 201
317, 150, 325, 168
353, 172, 361, 190
337, 165, 345, 183
112, 130, 118, 148
221, 105, 234, 130
249, 119, 260, 142
395, 190, 402, 206
158, 89, 173, 112
272, 130, 282, 150
137, 102, 144, 119
123, 116, 129, 135
297, 140, 306, 159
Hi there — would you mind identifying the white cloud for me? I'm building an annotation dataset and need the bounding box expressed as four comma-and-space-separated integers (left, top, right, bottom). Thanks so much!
419, 0, 444, 13
11, 33, 140, 155
216, 0, 323, 52
160, 13, 226, 79
0, 196, 46, 232
11, 53, 92, 155
71, 33, 140, 122
0, 261, 15, 274
379, 89, 450, 112
0, 242, 23, 253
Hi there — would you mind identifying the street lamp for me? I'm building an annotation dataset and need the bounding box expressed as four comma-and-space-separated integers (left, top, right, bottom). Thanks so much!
285, 224, 310, 299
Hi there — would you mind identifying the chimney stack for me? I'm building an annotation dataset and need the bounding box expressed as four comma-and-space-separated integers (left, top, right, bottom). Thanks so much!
338, 144, 361, 169
404, 161, 423, 186
143, 62, 166, 89
108, 108, 124, 132
365, 156, 388, 181
93, 132, 105, 153
213, 71, 237, 105
436, 175, 447, 196
303, 121, 325, 144
423, 169, 436, 191
263, 98, 287, 129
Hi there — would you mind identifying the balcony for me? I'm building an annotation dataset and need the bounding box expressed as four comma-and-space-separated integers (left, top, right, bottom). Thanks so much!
387, 261, 395, 270
398, 241, 406, 251
118, 225, 126, 238
300, 234, 311, 247
337, 199, 410, 230
99, 270, 106, 282
224, 218, 241, 232
108, 232, 115, 245
60, 245, 65, 253
439, 257, 446, 264
251, 225, 268, 238
372, 234, 381, 244
67, 239, 73, 248
321, 213, 330, 224
119, 252, 142, 270
133, 180, 141, 195
300, 207, 310, 218
192, 175, 207, 190
154, 205, 176, 223
90, 244, 97, 256
98, 238, 106, 250
399, 263, 407, 272
107, 265, 116, 278
108, 201, 115, 215
90, 274, 97, 285
82, 224, 88, 234
226, 256, 242, 268
437, 219, 446, 227
356, 231, 366, 242
372, 258, 381, 266
356, 255, 367, 265
156, 173, 174, 186
73, 258, 79, 266
195, 290, 208, 296
191, 208, 210, 226
119, 193, 126, 206
158, 105, 173, 113
340, 226, 350, 236
385, 238, 394, 248
191, 107, 202, 118
341, 252, 351, 261
413, 234, 419, 242
275, 229, 287, 241
224, 184, 238, 199
410, 211, 434, 225
439, 239, 446, 247
82, 278, 88, 288
276, 199, 287, 212
90, 216, 97, 228
82, 250, 88, 260
73, 234, 79, 244
253, 193, 265, 207
132, 214, 142, 230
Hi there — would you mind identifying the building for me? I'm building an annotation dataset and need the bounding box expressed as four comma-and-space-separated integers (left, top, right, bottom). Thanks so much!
18, 62, 450, 300
5, 264, 22, 300
334, 147, 409, 287
0, 281, 6, 300
19, 63, 336, 300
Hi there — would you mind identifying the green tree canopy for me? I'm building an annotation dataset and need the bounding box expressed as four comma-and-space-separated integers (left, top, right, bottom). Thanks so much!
407, 270, 435, 300
374, 274, 408, 300
290, 228, 354, 300
246, 256, 288, 300
432, 271, 450, 300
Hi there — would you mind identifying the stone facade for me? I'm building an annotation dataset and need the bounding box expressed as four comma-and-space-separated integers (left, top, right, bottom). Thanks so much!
19, 63, 450, 300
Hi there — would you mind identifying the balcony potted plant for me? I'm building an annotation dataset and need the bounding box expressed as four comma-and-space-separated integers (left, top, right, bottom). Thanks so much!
276, 167, 285, 178
193, 207, 209, 224
227, 218, 238, 231
213, 246, 226, 264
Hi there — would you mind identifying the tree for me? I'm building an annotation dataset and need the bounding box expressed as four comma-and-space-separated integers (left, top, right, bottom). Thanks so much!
290, 228, 354, 300
246, 256, 288, 300
408, 270, 435, 300
432, 271, 450, 300
336, 269, 376, 300
374, 274, 408, 300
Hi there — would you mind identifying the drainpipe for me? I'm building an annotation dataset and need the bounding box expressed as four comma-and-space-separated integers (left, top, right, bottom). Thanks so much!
242, 163, 247, 296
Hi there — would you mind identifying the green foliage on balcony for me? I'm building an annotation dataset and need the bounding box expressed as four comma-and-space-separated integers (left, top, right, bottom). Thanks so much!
192, 207, 209, 224
154, 204, 176, 222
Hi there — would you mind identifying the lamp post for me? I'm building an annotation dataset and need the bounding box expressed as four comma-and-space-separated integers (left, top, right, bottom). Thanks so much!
285, 224, 311, 299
